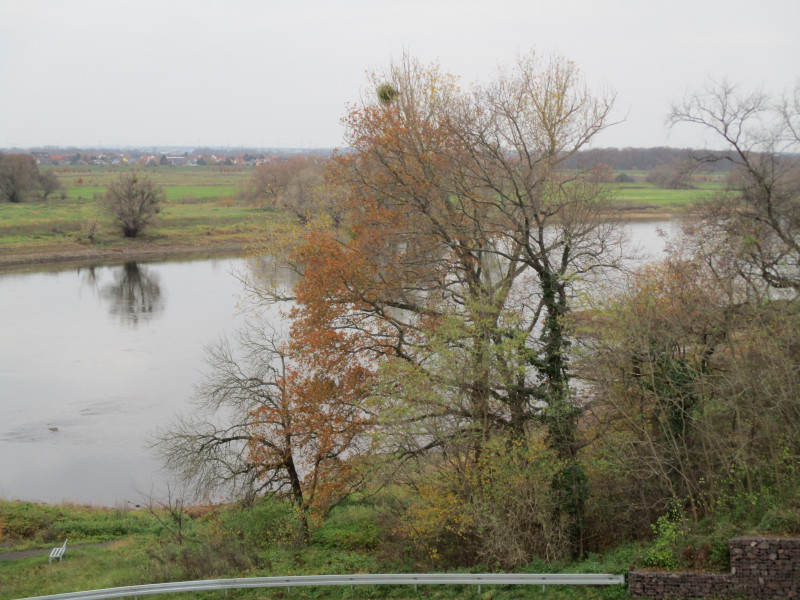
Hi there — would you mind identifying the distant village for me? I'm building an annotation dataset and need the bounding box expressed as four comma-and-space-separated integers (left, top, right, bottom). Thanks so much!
7, 147, 334, 168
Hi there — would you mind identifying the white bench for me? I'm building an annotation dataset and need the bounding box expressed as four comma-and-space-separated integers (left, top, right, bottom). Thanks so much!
49, 539, 68, 564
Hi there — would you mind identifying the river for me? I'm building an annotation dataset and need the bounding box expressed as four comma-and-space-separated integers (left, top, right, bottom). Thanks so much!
0, 221, 679, 505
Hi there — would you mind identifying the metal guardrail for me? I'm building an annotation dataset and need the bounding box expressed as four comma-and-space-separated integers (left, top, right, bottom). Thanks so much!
16, 572, 625, 600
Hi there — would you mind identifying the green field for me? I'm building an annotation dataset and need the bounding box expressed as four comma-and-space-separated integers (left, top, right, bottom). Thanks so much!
609, 170, 726, 210
0, 166, 725, 266
0, 166, 281, 264
613, 182, 723, 209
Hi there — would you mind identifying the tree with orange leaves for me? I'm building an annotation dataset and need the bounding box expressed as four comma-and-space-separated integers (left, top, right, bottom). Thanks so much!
155, 317, 371, 540
278, 52, 624, 558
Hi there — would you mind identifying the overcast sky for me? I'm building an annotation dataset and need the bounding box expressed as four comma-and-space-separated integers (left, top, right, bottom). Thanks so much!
1, 0, 798, 151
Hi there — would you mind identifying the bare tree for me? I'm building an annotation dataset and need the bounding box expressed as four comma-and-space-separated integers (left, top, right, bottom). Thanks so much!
0, 153, 39, 203
154, 317, 369, 541
38, 170, 61, 200
140, 482, 190, 545
156, 325, 301, 506
102, 173, 164, 238
250, 156, 341, 226
669, 80, 800, 294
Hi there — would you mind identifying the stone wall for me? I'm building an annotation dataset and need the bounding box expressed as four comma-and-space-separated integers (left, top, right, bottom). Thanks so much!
629, 537, 800, 599
730, 537, 800, 599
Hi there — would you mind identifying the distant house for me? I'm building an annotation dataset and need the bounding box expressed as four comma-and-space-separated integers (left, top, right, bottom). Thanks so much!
33, 152, 52, 166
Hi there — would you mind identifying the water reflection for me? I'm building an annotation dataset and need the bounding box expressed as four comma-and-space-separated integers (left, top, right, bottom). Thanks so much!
79, 262, 165, 326
0, 257, 249, 505
0, 222, 675, 505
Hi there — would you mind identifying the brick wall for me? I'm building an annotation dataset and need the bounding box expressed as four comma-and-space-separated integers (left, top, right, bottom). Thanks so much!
629, 537, 800, 599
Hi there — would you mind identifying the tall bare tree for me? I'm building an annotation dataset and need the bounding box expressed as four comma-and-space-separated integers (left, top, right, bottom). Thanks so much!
669, 80, 800, 295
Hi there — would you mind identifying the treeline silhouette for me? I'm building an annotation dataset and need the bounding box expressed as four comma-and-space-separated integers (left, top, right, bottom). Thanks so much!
564, 147, 736, 171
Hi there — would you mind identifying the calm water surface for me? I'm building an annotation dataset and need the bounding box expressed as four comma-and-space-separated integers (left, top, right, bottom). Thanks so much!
0, 257, 289, 505
0, 222, 677, 505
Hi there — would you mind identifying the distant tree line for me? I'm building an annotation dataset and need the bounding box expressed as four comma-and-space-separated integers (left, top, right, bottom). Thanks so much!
563, 146, 739, 171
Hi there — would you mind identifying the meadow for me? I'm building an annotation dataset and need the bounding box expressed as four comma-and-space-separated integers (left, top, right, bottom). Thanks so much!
613, 182, 723, 210
0, 165, 723, 269
0, 165, 282, 266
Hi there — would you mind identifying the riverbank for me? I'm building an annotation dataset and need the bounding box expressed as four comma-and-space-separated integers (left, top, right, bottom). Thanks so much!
0, 498, 637, 600
0, 163, 704, 272
0, 237, 253, 272
0, 165, 282, 271
0, 206, 682, 272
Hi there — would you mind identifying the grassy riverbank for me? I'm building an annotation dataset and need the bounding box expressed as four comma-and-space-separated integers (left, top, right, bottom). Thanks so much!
5, 491, 795, 600
0, 166, 722, 269
0, 498, 636, 600
0, 166, 282, 269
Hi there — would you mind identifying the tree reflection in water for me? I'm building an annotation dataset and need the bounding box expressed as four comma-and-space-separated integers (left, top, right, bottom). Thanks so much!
104, 262, 164, 326
78, 262, 165, 326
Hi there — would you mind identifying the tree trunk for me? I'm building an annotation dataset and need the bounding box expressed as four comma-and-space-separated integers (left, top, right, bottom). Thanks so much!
285, 457, 310, 544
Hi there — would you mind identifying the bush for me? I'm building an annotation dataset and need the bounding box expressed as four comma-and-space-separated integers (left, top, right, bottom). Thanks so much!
645, 162, 695, 189
615, 172, 635, 183
218, 497, 303, 550
54, 514, 158, 539
758, 506, 800, 535
642, 508, 686, 569
102, 173, 164, 238
400, 436, 569, 568
144, 538, 259, 583
0, 502, 60, 539
313, 503, 380, 551
0, 501, 163, 545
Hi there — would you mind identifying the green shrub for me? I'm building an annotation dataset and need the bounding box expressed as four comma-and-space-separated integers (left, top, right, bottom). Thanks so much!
219, 497, 302, 550
642, 508, 685, 569
757, 506, 800, 534
54, 515, 158, 538
0, 502, 61, 539
313, 504, 380, 551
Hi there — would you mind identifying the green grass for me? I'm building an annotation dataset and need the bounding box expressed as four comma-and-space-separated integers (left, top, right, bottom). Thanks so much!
0, 165, 729, 264
0, 501, 163, 550
0, 498, 634, 600
607, 170, 728, 211
0, 166, 284, 260
612, 182, 722, 209
163, 185, 239, 201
